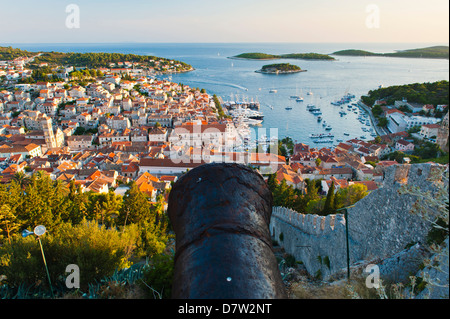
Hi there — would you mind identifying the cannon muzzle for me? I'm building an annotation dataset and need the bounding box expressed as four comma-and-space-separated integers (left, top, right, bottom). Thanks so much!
168, 163, 287, 299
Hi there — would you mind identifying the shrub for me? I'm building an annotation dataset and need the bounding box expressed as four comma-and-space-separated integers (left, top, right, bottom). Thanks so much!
0, 220, 137, 290
284, 254, 296, 267
140, 253, 174, 299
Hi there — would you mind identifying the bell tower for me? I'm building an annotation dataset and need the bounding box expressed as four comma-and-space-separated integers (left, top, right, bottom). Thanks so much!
40, 116, 56, 149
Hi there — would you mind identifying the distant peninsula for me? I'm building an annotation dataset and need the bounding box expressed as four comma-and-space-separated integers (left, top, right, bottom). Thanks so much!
332, 46, 449, 59
256, 63, 306, 74
0, 45, 194, 73
230, 52, 335, 61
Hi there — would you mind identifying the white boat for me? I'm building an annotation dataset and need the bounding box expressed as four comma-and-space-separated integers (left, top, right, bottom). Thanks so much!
309, 133, 334, 139
242, 118, 263, 126
313, 139, 333, 143
269, 89, 277, 93
307, 90, 313, 95
296, 97, 304, 102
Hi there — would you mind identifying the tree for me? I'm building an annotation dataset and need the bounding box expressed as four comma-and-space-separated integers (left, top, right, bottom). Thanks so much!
267, 173, 278, 193
377, 117, 388, 128
335, 184, 369, 209
315, 158, 322, 168
322, 181, 335, 215
12, 171, 30, 191
273, 180, 296, 208
118, 182, 151, 226
0, 204, 20, 244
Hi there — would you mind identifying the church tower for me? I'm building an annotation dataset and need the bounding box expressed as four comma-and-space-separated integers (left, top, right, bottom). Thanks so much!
40, 116, 57, 149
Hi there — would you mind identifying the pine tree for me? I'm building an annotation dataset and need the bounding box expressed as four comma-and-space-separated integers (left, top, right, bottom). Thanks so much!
0, 204, 21, 244
119, 181, 151, 226
323, 181, 335, 215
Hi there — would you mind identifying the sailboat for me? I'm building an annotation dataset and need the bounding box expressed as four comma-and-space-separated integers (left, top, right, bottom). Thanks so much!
296, 88, 304, 102
291, 85, 300, 99
285, 100, 293, 110
307, 89, 313, 95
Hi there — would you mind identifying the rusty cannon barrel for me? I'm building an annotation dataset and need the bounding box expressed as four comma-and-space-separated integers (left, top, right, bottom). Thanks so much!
168, 162, 287, 299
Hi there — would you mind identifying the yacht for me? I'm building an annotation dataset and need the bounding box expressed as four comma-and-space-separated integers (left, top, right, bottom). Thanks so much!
285, 107, 293, 110
296, 97, 304, 102
317, 116, 323, 122
325, 125, 333, 131
309, 133, 334, 139
313, 139, 333, 144
269, 89, 277, 93
242, 117, 263, 126
230, 107, 264, 121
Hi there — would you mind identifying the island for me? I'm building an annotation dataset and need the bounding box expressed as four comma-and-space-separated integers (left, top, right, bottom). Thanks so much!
230, 52, 335, 61
332, 46, 449, 59
256, 63, 306, 74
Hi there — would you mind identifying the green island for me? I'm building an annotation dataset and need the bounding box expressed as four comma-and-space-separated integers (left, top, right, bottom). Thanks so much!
231, 52, 335, 61
0, 46, 193, 72
256, 63, 306, 74
332, 46, 449, 59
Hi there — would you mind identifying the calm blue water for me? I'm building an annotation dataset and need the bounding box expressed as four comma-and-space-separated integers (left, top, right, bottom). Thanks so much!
7, 42, 449, 145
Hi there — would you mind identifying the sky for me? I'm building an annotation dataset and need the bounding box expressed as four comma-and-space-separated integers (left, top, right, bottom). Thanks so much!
0, 0, 448, 44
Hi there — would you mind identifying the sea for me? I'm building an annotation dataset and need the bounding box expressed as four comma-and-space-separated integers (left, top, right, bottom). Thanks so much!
7, 42, 449, 146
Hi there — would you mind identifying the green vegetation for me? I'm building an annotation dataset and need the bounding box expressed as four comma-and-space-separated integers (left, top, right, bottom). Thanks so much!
332, 49, 380, 57
234, 52, 279, 60
0, 46, 193, 72
259, 63, 304, 74
267, 176, 368, 216
0, 172, 171, 298
139, 253, 174, 299
333, 46, 449, 59
361, 80, 449, 107
382, 140, 449, 164
213, 94, 226, 119
233, 52, 335, 60
0, 46, 35, 60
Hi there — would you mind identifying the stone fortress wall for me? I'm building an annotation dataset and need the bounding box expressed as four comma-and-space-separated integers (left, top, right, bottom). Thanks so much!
269, 163, 445, 279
